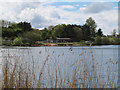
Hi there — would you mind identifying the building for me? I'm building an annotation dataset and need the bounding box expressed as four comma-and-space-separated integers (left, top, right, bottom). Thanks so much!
56, 38, 71, 43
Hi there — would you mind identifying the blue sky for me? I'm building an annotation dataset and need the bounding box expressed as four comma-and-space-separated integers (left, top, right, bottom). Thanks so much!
0, 1, 119, 35
46, 2, 118, 12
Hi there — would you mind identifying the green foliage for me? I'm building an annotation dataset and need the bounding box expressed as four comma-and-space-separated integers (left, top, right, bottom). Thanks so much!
109, 38, 115, 44
95, 36, 101, 45
72, 27, 83, 41
41, 31, 47, 40
96, 28, 103, 36
86, 17, 97, 37
113, 37, 119, 44
101, 37, 109, 45
9, 23, 18, 29
0, 37, 2, 45
48, 25, 54, 30
22, 31, 41, 44
2, 19, 119, 46
2, 24, 22, 37
112, 29, 116, 37
53, 24, 83, 42
17, 21, 32, 32
13, 37, 23, 46
81, 24, 90, 40
53, 24, 67, 38
2, 28, 14, 37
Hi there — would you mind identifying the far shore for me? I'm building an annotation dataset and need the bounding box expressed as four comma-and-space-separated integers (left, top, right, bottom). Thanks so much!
2, 42, 119, 47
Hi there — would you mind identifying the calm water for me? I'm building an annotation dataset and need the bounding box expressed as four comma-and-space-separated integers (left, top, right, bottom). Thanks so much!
2, 45, 119, 88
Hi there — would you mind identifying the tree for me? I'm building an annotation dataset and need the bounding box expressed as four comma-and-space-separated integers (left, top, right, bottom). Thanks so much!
96, 28, 103, 36
86, 17, 97, 37
112, 29, 116, 37
1, 20, 5, 27
17, 21, 32, 32
1, 20, 11, 28
73, 27, 83, 41
48, 25, 54, 30
102, 37, 109, 44
2, 23, 22, 37
22, 31, 41, 44
2, 28, 15, 37
13, 37, 23, 46
41, 31, 47, 40
95, 36, 101, 45
81, 24, 91, 40
53, 24, 67, 38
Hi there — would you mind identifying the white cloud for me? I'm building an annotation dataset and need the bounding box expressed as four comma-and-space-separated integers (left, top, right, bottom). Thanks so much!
0, 0, 119, 2
80, 7, 86, 11
75, 4, 80, 7
83, 5, 87, 7
60, 5, 75, 9
19, 8, 35, 21
0, 2, 118, 35
84, 2, 113, 13
114, 7, 119, 8
0, 0, 45, 2
18, 5, 61, 28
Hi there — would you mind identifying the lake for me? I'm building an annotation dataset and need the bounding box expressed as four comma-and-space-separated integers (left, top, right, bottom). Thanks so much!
1, 45, 119, 88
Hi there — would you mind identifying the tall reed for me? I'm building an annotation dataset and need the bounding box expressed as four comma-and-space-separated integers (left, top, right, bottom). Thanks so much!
1, 46, 118, 88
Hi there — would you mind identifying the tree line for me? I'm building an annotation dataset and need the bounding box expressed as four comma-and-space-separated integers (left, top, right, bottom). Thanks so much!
1, 17, 120, 46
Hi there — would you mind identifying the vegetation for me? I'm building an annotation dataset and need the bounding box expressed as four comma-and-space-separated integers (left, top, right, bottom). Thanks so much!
2, 47, 118, 88
13, 37, 23, 46
1, 17, 120, 46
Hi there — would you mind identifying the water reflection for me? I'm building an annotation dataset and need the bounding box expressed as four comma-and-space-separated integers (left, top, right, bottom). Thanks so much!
2, 45, 119, 88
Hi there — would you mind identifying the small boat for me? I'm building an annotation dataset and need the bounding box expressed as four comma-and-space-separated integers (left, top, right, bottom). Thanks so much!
50, 44, 57, 46
44, 44, 57, 46
34, 44, 39, 46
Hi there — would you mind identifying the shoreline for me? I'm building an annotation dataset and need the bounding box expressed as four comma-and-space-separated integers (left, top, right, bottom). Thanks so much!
2, 44, 119, 48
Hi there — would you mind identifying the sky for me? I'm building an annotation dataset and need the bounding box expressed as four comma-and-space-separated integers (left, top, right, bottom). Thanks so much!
0, 0, 119, 35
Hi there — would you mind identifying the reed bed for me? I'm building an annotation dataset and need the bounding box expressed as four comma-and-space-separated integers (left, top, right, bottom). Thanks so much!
1, 46, 118, 88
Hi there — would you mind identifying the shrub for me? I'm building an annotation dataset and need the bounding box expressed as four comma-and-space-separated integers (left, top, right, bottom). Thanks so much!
101, 37, 109, 45
95, 36, 101, 45
22, 31, 41, 44
13, 37, 23, 46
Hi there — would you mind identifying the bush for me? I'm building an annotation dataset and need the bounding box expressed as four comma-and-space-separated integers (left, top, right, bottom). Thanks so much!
113, 37, 120, 45
101, 37, 109, 45
0, 37, 2, 45
23, 31, 41, 44
13, 37, 23, 46
95, 36, 101, 45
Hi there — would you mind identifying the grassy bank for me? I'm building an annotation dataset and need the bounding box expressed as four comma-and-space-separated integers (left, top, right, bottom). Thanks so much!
2, 42, 120, 47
